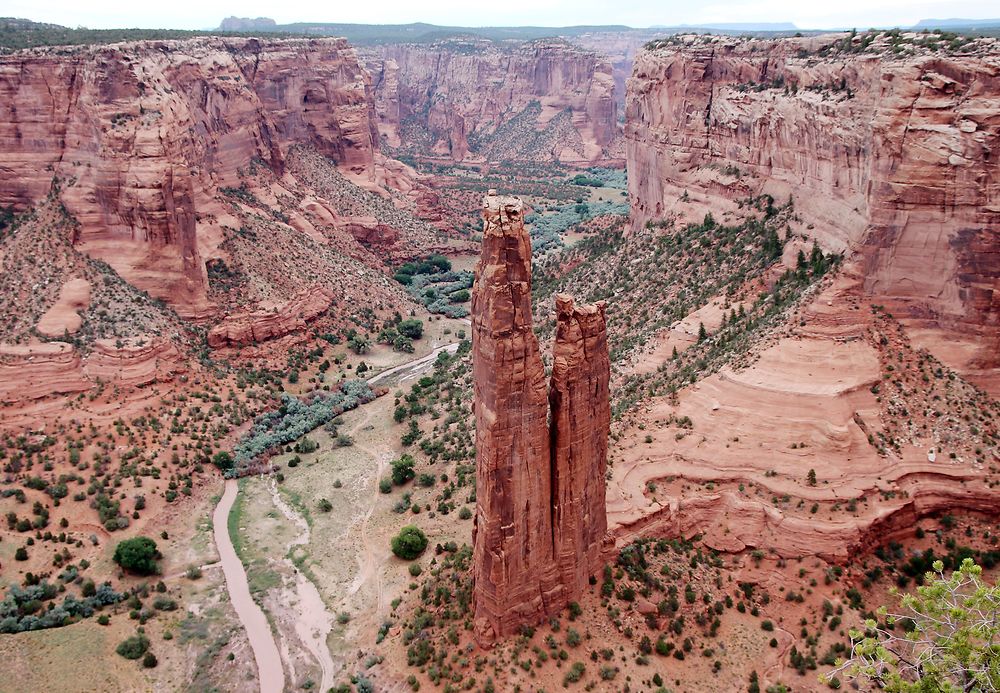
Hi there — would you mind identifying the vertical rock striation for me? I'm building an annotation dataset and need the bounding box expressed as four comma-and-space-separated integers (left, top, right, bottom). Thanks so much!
625, 34, 1000, 389
0, 37, 378, 316
471, 192, 561, 645
361, 38, 617, 164
471, 192, 610, 646
549, 295, 612, 598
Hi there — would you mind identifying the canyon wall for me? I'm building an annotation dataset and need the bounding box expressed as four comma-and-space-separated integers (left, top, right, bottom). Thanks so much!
0, 37, 378, 317
625, 34, 999, 384
362, 38, 617, 163
471, 192, 611, 645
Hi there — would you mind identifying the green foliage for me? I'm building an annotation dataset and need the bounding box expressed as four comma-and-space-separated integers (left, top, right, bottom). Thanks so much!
525, 199, 629, 252
0, 19, 271, 52
233, 381, 375, 476
393, 334, 415, 353
393, 256, 470, 316
113, 537, 159, 575
397, 319, 424, 340
294, 436, 319, 454
0, 579, 123, 633
829, 558, 1000, 691
391, 454, 416, 486
211, 451, 234, 472
563, 661, 586, 685
348, 335, 371, 354
116, 634, 150, 660
391, 525, 428, 560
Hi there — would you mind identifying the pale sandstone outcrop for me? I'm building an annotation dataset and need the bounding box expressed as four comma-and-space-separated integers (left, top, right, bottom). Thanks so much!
472, 194, 611, 646
35, 278, 91, 338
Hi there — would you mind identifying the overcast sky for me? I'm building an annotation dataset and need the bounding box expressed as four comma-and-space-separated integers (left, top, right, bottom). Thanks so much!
6, 0, 998, 31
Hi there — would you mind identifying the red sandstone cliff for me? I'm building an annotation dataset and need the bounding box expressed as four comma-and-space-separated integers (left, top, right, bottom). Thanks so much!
471, 193, 611, 645
0, 37, 378, 317
625, 33, 1000, 388
362, 38, 617, 164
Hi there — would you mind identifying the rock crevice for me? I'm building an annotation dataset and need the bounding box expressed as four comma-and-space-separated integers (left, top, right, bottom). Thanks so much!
471, 192, 610, 646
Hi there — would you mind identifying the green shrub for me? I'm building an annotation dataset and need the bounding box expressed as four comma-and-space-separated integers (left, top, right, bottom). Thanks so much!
211, 451, 234, 472
391, 455, 416, 486
142, 651, 157, 668
113, 537, 159, 575
393, 335, 415, 353
563, 661, 586, 685
153, 597, 177, 611
116, 634, 150, 660
397, 319, 424, 340
391, 526, 428, 560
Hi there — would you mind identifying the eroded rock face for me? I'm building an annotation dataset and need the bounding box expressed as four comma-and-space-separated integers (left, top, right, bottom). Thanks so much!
362, 38, 617, 164
0, 337, 184, 404
0, 37, 377, 316
625, 35, 1000, 386
206, 286, 333, 348
472, 193, 610, 646
549, 295, 613, 598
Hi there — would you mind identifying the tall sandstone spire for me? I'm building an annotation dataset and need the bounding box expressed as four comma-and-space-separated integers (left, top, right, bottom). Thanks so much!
471, 191, 611, 646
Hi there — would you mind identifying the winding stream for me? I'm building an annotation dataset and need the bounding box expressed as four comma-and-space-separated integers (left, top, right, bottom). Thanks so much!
212, 344, 456, 691
267, 477, 337, 693
213, 479, 285, 693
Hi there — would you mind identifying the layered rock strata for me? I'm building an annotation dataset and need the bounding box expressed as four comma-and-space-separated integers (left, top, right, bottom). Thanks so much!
363, 38, 617, 163
0, 37, 378, 316
206, 286, 333, 348
625, 33, 1000, 388
471, 193, 610, 645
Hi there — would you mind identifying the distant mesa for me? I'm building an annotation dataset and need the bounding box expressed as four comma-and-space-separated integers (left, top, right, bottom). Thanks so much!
911, 17, 1000, 29
218, 16, 279, 32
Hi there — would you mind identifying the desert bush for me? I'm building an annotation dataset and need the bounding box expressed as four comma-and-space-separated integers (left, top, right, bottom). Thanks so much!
113, 536, 159, 575
397, 319, 424, 340
391, 455, 416, 486
232, 381, 375, 476
391, 526, 428, 560
116, 634, 150, 660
